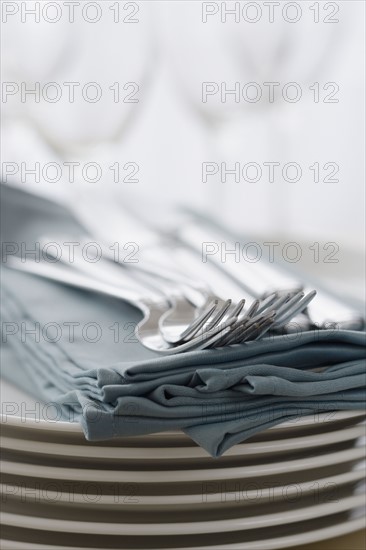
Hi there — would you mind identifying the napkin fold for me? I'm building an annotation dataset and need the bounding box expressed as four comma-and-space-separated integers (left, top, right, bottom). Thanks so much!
1, 183, 366, 456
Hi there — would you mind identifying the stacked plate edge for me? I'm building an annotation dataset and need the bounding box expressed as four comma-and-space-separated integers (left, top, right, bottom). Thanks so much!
1, 380, 365, 549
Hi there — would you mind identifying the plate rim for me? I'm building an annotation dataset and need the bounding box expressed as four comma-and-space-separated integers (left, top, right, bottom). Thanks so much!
1, 493, 365, 535
1, 445, 365, 483
1, 515, 365, 550
1, 467, 364, 507
1, 424, 365, 460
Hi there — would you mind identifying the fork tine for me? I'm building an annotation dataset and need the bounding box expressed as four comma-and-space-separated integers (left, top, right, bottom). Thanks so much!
245, 298, 260, 319
194, 299, 233, 339
273, 290, 317, 328
191, 290, 315, 350
210, 299, 247, 347
224, 307, 275, 346
253, 311, 277, 340
233, 298, 260, 329
273, 290, 304, 321
204, 299, 232, 329
177, 299, 220, 340
256, 292, 278, 315
235, 316, 266, 344
160, 316, 237, 354
220, 296, 271, 347
220, 313, 256, 345
239, 311, 277, 343
219, 323, 245, 346
199, 325, 234, 350
265, 293, 291, 313
230, 298, 246, 318
191, 315, 238, 351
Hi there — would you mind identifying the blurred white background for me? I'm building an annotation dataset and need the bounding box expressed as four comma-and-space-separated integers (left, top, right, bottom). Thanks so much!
1, 1, 365, 256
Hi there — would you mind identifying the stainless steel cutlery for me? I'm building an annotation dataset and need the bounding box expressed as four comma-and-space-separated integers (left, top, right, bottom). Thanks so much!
4, 193, 363, 354
7, 253, 315, 354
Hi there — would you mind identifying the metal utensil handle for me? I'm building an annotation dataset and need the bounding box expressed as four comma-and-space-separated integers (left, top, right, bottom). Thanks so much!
181, 215, 364, 329
5, 256, 158, 310
42, 240, 167, 302
85, 237, 207, 290
176, 223, 302, 298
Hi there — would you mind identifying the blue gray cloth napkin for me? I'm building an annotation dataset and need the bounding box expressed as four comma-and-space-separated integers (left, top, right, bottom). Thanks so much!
1, 184, 366, 456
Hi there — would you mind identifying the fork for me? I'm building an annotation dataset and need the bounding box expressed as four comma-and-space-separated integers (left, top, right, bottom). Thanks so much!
131, 240, 316, 344
39, 236, 267, 344
39, 239, 240, 346
5, 256, 236, 355
161, 288, 316, 345
40, 237, 316, 346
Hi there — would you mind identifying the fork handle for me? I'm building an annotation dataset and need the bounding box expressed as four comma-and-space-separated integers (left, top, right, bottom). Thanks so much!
42, 241, 167, 301
40, 235, 205, 296
179, 215, 364, 330
5, 257, 163, 312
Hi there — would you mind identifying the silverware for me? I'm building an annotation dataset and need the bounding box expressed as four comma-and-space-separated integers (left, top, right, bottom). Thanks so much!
39, 239, 251, 347
175, 212, 365, 331
6, 256, 234, 355
40, 237, 316, 346
160, 286, 316, 345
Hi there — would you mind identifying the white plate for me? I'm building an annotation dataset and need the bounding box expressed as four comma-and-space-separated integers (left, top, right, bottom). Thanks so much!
2, 445, 365, 483
1, 514, 365, 550
1, 512, 365, 550
1, 468, 364, 508
1, 493, 364, 536
2, 424, 364, 461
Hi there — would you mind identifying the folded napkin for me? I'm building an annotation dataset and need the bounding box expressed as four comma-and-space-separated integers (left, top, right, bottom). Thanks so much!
1, 184, 366, 456
1, 264, 365, 457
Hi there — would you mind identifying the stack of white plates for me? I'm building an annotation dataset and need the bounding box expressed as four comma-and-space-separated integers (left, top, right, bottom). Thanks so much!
1, 380, 365, 550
